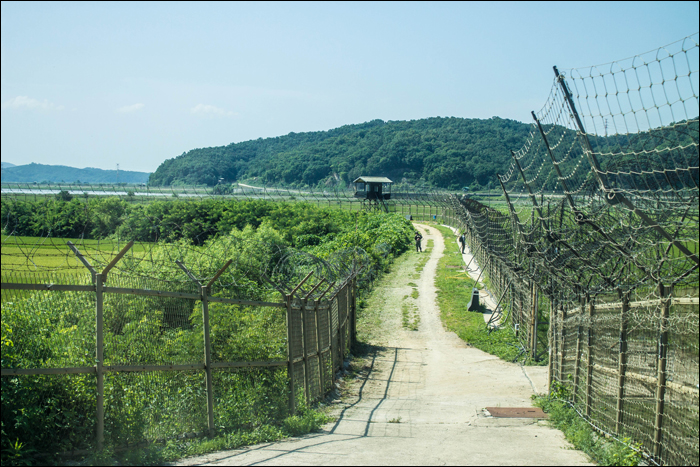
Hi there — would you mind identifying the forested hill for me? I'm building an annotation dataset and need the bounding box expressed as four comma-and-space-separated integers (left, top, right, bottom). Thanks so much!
1, 163, 150, 184
149, 117, 532, 189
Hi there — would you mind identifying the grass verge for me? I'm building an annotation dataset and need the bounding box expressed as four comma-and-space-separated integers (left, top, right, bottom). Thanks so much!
66, 406, 331, 466
433, 225, 543, 365
532, 382, 643, 466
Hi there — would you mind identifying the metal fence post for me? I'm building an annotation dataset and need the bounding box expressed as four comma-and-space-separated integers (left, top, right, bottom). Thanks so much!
201, 285, 216, 436
350, 277, 357, 346
559, 304, 567, 383
548, 296, 555, 392
177, 260, 216, 436
329, 294, 336, 381
95, 273, 105, 450
653, 283, 671, 461
572, 297, 583, 404
286, 294, 296, 414
301, 298, 310, 405
67, 242, 104, 449
531, 282, 539, 359
340, 286, 346, 361
585, 296, 594, 418
615, 288, 629, 434
313, 298, 323, 398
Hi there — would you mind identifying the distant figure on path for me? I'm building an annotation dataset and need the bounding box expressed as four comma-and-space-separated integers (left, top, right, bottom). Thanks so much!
459, 232, 466, 254
415, 231, 423, 253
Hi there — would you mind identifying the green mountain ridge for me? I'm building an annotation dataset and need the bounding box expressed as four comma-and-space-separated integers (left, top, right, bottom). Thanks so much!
149, 117, 532, 189
1, 163, 151, 184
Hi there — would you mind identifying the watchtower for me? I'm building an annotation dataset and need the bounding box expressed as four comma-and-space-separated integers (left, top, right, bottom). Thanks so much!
353, 176, 392, 211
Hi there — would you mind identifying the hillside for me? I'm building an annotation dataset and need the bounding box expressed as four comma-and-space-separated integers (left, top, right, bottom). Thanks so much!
149, 117, 532, 189
1, 163, 150, 184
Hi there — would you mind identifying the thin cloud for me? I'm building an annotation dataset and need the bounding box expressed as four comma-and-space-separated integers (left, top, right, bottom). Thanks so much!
1, 96, 64, 111
117, 103, 145, 113
191, 104, 236, 117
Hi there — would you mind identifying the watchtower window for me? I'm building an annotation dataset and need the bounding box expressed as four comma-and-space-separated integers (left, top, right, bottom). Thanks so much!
357, 183, 365, 191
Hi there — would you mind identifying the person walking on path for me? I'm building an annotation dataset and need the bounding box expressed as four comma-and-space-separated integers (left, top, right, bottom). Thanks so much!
415, 231, 423, 253
459, 232, 466, 254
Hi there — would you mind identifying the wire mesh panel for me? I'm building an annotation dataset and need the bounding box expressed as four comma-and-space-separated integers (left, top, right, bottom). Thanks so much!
1, 273, 98, 453
289, 303, 304, 362
330, 295, 340, 371
317, 302, 333, 395
104, 370, 209, 445
104, 274, 200, 367
337, 286, 348, 358
317, 303, 330, 352
1, 274, 96, 369
208, 302, 286, 364
213, 366, 290, 432
291, 360, 306, 406
1, 373, 97, 453
303, 302, 318, 364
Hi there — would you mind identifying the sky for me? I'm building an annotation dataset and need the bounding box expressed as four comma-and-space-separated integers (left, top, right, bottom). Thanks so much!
1, 1, 698, 173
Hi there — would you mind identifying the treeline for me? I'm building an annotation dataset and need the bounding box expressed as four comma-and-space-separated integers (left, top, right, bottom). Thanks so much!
1, 163, 150, 184
1, 196, 413, 263
149, 117, 532, 190
148, 115, 698, 192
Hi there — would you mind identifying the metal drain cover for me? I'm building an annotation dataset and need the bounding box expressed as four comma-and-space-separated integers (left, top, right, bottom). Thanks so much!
485, 407, 548, 418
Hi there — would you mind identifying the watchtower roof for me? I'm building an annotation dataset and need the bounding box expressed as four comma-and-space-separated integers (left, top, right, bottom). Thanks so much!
353, 176, 393, 183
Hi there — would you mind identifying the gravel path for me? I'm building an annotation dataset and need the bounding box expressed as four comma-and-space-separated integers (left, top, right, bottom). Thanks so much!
174, 224, 591, 466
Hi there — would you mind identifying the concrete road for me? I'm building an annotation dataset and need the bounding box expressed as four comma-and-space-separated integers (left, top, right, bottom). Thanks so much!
175, 224, 591, 466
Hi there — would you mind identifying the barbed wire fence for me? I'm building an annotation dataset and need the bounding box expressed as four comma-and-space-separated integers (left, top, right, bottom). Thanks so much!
0, 179, 462, 223
2, 33, 697, 466
441, 34, 699, 466
0, 198, 381, 457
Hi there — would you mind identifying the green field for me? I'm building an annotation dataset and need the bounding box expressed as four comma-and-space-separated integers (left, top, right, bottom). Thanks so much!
1, 235, 151, 275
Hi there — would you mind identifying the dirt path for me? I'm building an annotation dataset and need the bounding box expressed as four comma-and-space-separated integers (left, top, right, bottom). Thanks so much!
175, 224, 591, 466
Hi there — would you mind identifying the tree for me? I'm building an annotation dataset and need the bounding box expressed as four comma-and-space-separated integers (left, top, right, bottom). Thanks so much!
55, 190, 72, 202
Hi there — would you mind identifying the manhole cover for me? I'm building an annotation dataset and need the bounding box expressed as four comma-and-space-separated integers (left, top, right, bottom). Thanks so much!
485, 407, 548, 418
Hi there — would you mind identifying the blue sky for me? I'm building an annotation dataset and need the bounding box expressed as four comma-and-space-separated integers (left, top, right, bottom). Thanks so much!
1, 1, 698, 173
